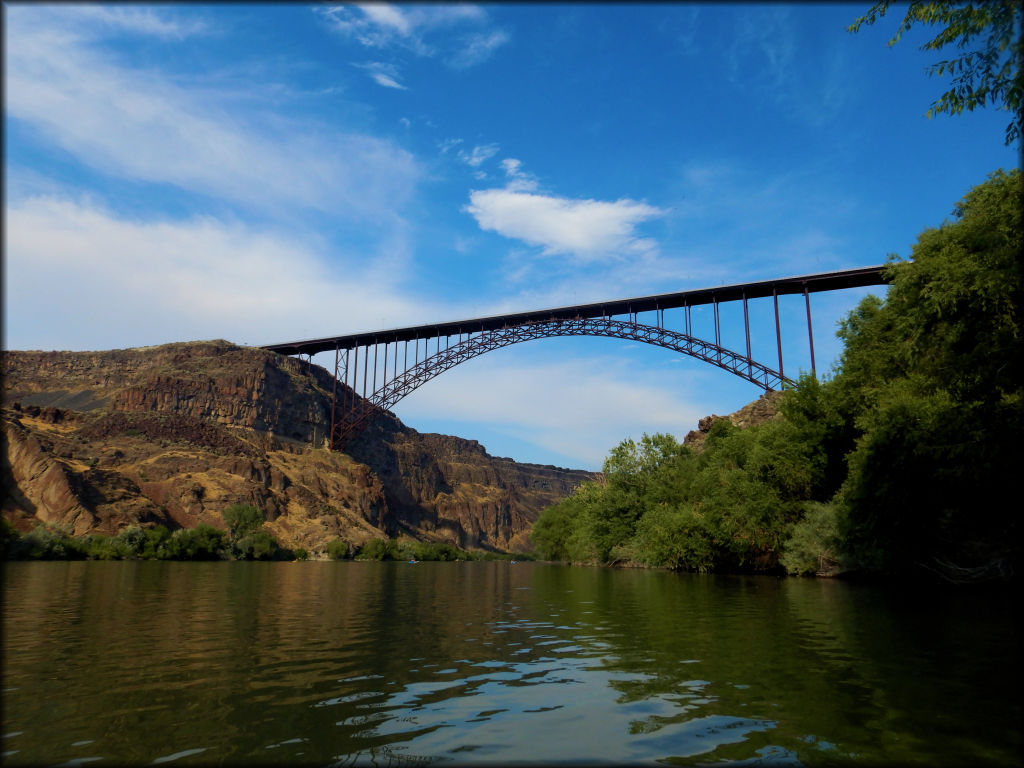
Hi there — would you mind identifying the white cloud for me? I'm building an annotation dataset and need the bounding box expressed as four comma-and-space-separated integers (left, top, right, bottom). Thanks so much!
723, 7, 851, 127
438, 138, 464, 154
5, 7, 420, 220
371, 73, 406, 89
394, 351, 711, 469
317, 3, 502, 65
466, 188, 664, 261
39, 5, 208, 39
448, 30, 510, 69
354, 61, 408, 90
458, 143, 500, 168
500, 158, 538, 192
3, 193, 723, 470
3, 195, 444, 351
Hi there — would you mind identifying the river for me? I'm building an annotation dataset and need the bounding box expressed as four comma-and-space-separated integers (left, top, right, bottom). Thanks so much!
2, 561, 1020, 766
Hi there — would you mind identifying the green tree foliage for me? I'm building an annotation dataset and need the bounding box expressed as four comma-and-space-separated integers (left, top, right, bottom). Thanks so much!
833, 169, 1022, 572
234, 529, 280, 561
1, 518, 21, 557
780, 503, 843, 576
326, 539, 351, 560
356, 538, 400, 561
533, 429, 810, 571
353, 537, 472, 561
530, 169, 1021, 580
159, 524, 227, 560
222, 504, 264, 540
8, 524, 88, 560
848, 1, 1023, 145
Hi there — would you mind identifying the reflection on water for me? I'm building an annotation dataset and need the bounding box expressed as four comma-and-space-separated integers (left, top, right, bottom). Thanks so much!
2, 562, 1020, 765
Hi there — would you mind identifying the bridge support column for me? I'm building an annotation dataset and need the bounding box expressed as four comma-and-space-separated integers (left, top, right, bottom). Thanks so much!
773, 287, 784, 381
330, 343, 339, 450
804, 284, 816, 377
743, 290, 751, 378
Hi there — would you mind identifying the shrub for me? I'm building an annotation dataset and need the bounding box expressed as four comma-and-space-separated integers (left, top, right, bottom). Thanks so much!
222, 504, 264, 540
357, 538, 399, 560
234, 529, 280, 561
633, 504, 718, 572
160, 524, 227, 560
112, 526, 148, 559
142, 526, 172, 559
1, 518, 21, 558
326, 539, 350, 560
779, 502, 844, 575
293, 547, 309, 561
12, 525, 88, 560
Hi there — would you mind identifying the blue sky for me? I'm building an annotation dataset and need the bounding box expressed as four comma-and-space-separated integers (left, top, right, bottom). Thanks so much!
4, 3, 1018, 470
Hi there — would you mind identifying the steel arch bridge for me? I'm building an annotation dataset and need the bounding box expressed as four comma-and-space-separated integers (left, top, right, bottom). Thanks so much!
262, 265, 888, 449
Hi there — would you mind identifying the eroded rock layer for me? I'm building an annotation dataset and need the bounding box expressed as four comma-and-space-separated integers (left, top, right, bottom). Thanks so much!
2, 341, 596, 552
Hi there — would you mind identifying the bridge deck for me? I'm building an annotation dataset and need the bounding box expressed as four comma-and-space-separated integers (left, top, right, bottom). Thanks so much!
262, 264, 888, 356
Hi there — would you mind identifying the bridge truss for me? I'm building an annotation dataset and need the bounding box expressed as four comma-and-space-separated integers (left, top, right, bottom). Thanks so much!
262, 265, 888, 450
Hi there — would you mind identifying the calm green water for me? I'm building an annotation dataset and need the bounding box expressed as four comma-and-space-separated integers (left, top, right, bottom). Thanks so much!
2, 561, 1020, 766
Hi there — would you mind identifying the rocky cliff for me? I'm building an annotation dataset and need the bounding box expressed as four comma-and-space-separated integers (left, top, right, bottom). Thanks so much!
2, 341, 596, 553
682, 390, 785, 450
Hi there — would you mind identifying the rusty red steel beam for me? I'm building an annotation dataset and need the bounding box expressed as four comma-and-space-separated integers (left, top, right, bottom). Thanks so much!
262, 264, 888, 357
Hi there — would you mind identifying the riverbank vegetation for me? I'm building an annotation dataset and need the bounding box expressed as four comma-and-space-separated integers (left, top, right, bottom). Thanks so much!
531, 169, 1022, 583
0, 508, 519, 564
1, 504, 296, 562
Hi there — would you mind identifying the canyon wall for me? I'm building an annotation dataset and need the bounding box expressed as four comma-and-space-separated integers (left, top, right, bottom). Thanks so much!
2, 341, 596, 552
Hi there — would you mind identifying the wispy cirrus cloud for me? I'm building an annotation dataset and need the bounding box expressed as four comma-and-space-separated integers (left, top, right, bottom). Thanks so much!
723, 7, 852, 127
447, 29, 511, 69
353, 61, 408, 90
50, 4, 209, 39
4, 5, 420, 221
458, 143, 500, 169
465, 160, 664, 262
317, 3, 507, 64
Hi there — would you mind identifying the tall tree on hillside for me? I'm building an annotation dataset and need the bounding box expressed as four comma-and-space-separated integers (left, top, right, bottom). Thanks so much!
835, 169, 1022, 578
848, 1, 1023, 145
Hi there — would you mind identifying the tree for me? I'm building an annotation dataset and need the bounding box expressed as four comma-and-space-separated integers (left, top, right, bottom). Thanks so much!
833, 169, 1022, 574
160, 524, 226, 560
235, 529, 279, 560
222, 504, 264, 540
326, 539, 350, 560
848, 1, 1023, 145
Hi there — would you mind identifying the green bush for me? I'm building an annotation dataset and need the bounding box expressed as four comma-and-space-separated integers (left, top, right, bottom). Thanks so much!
159, 524, 227, 560
632, 504, 718, 572
1, 518, 21, 558
142, 526, 172, 559
11, 525, 88, 560
357, 538, 399, 560
222, 504, 264, 540
293, 547, 309, 561
234, 529, 280, 560
398, 540, 468, 561
326, 539, 350, 560
780, 503, 843, 575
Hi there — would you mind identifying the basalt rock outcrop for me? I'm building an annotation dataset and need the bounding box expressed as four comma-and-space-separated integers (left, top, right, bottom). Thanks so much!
683, 390, 785, 450
2, 341, 596, 552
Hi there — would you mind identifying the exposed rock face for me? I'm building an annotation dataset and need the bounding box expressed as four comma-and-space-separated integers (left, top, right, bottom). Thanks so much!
2, 342, 596, 552
683, 390, 785, 450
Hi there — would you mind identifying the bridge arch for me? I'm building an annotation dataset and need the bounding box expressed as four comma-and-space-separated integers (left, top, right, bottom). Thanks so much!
334, 317, 794, 447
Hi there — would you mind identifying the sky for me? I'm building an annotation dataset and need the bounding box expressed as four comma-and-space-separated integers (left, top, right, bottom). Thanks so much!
4, 3, 1018, 471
